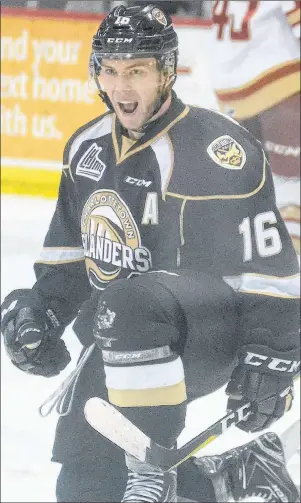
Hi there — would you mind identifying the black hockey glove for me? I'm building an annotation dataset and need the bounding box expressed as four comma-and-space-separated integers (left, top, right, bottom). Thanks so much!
226, 330, 300, 433
195, 426, 300, 503
227, 431, 300, 502
1, 289, 71, 377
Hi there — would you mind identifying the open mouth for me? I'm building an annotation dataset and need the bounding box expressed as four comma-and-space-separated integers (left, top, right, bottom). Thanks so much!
118, 101, 139, 114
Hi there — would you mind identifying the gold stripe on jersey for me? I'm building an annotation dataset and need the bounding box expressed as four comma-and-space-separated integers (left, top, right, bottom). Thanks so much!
280, 204, 300, 254
112, 106, 189, 165
285, 393, 293, 412
216, 60, 300, 119
165, 150, 267, 200
35, 258, 85, 265
120, 136, 137, 158
104, 355, 186, 406
216, 60, 300, 101
280, 205, 301, 224
224, 273, 300, 299
35, 246, 85, 264
291, 237, 300, 255
107, 381, 187, 407
287, 7, 300, 27
218, 72, 300, 119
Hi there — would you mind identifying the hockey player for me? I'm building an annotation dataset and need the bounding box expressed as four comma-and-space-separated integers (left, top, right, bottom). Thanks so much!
1, 4, 300, 502
210, 0, 301, 255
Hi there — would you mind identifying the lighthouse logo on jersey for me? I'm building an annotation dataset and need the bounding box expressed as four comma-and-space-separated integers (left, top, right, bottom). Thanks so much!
207, 135, 246, 170
81, 190, 152, 289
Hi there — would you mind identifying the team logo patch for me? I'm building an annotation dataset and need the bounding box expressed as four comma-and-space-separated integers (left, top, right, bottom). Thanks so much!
76, 143, 106, 181
207, 135, 246, 170
94, 301, 117, 347
152, 7, 167, 26
95, 301, 116, 330
81, 190, 152, 290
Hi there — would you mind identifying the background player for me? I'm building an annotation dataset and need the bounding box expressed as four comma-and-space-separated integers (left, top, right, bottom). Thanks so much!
210, 0, 300, 255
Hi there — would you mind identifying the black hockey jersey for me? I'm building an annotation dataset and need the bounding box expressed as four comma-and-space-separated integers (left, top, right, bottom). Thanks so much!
33, 92, 300, 344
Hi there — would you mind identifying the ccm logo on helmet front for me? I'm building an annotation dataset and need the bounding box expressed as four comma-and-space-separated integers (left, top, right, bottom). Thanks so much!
107, 38, 133, 44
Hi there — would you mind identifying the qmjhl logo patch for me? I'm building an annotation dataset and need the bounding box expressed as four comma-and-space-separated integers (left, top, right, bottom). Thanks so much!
76, 143, 106, 182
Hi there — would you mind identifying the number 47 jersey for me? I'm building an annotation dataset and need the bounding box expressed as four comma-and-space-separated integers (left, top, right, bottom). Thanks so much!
33, 94, 300, 342
210, 0, 300, 120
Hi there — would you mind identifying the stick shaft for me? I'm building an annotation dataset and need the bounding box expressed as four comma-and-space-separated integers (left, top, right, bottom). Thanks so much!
146, 402, 252, 470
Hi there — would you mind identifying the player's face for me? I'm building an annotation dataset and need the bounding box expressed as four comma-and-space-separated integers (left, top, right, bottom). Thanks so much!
98, 58, 165, 130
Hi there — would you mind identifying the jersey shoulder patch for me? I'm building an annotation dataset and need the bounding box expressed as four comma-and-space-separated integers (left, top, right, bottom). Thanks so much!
167, 107, 266, 199
206, 133, 247, 170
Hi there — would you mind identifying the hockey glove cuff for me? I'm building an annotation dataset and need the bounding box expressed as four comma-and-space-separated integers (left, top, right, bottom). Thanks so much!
1, 289, 70, 377
226, 343, 300, 432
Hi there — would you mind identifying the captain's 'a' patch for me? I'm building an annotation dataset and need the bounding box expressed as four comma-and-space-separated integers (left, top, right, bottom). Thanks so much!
207, 135, 246, 170
76, 143, 106, 181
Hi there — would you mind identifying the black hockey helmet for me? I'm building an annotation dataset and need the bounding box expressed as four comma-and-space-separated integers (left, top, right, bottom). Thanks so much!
90, 4, 179, 109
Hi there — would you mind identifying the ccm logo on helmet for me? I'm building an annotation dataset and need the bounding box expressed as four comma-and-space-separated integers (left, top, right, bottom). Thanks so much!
107, 37, 133, 44
245, 352, 300, 373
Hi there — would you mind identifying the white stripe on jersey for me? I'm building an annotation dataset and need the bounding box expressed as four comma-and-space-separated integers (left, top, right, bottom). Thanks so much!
37, 247, 85, 263
150, 134, 174, 195
104, 356, 184, 390
69, 114, 113, 165
224, 272, 300, 298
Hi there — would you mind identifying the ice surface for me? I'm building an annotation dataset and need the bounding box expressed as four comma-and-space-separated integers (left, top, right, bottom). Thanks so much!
1, 195, 300, 502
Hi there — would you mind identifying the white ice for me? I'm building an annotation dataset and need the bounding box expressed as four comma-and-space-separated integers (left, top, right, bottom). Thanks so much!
1, 194, 300, 502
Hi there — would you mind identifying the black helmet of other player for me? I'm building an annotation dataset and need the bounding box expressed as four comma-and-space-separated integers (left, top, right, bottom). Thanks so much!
90, 4, 178, 111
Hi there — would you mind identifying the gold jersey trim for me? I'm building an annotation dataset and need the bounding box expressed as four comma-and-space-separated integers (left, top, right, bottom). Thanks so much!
216, 60, 300, 99
287, 7, 301, 27
35, 257, 85, 265
120, 136, 137, 159
216, 61, 300, 119
108, 380, 187, 407
165, 150, 267, 200
112, 106, 189, 165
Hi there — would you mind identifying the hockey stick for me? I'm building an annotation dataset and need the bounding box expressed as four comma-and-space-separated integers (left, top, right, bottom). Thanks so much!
84, 397, 252, 471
